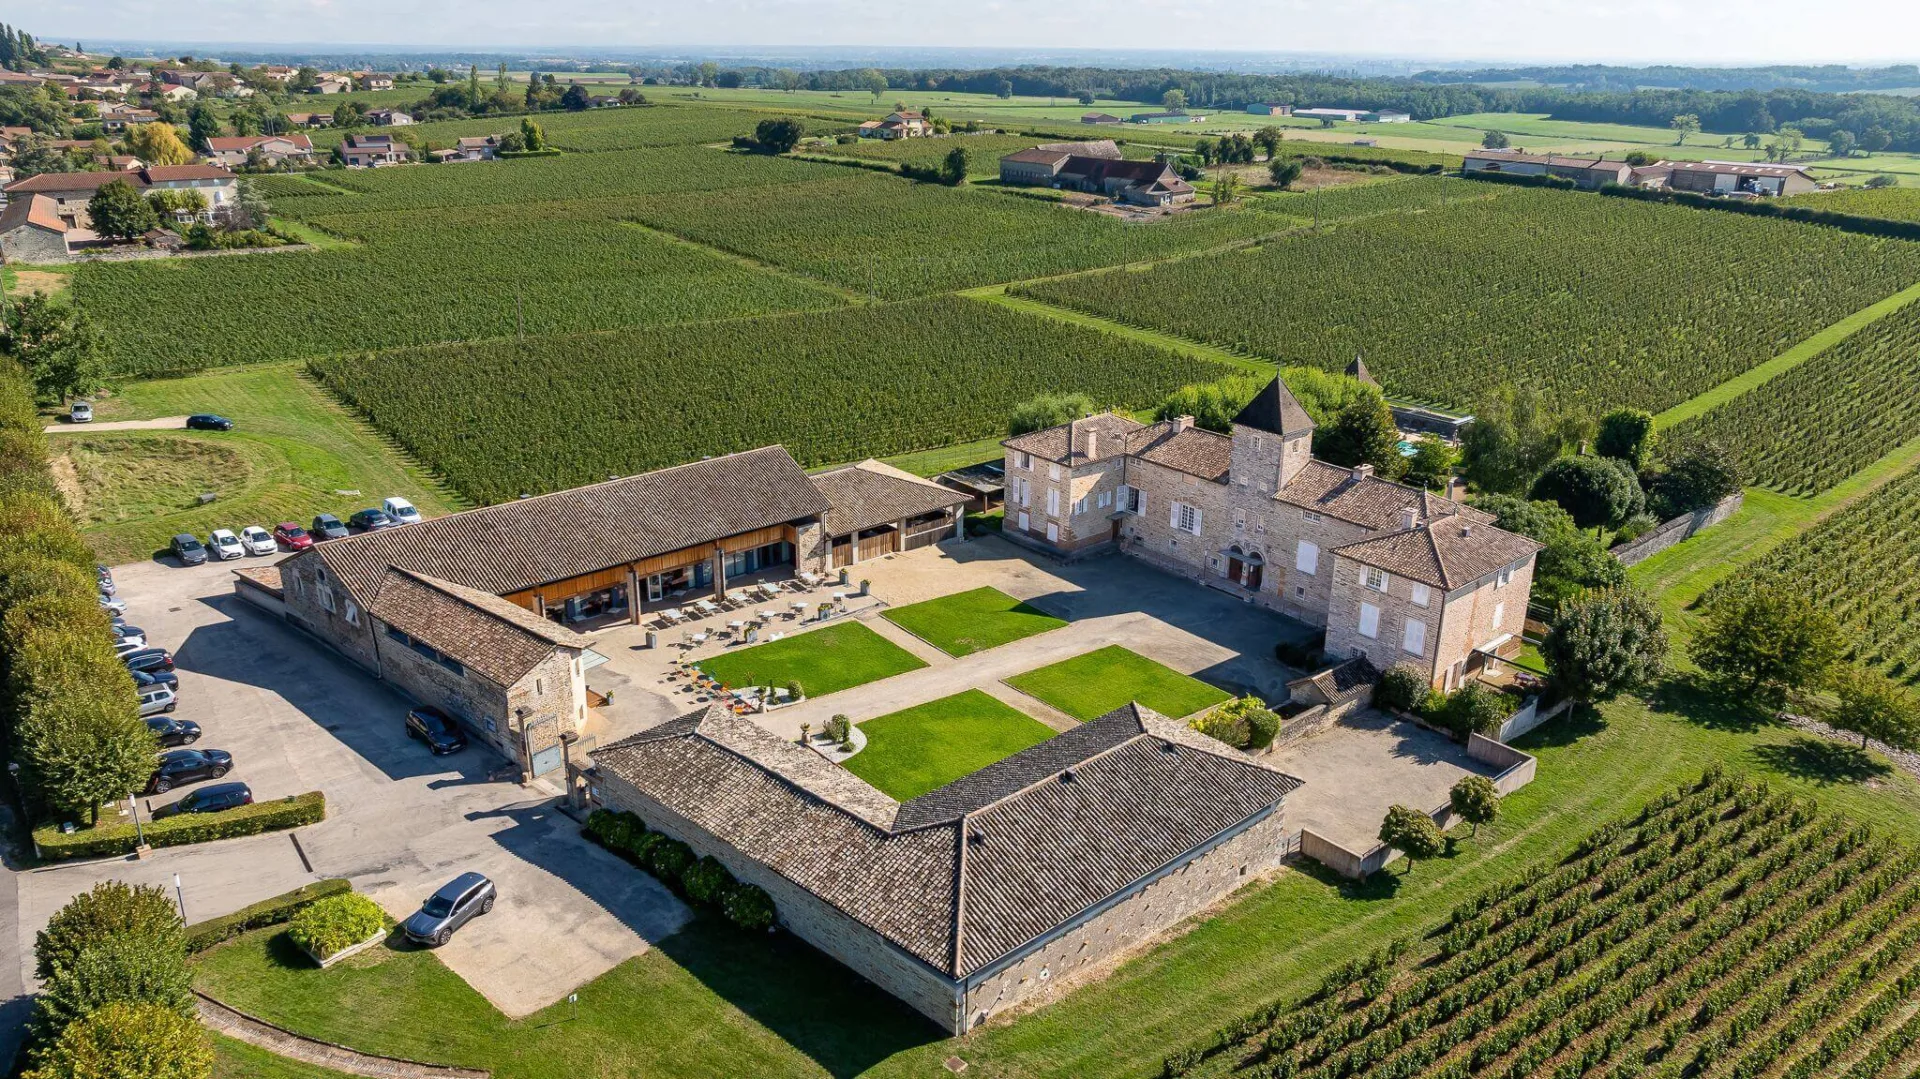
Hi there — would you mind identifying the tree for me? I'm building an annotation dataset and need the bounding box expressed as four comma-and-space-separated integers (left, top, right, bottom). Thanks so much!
995, 79, 1013, 99
1472, 494, 1626, 607
34, 935, 195, 1037
1007, 392, 1095, 436
1866, 174, 1898, 189
1162, 88, 1187, 112
1460, 383, 1586, 495
1594, 408, 1656, 470
1252, 125, 1283, 159
1450, 775, 1500, 837
1210, 172, 1242, 206
1378, 804, 1445, 874
1481, 129, 1510, 149
520, 117, 545, 151
1268, 158, 1302, 189
124, 122, 192, 166
1, 295, 105, 404
1076, 90, 1095, 106
751, 116, 802, 154
1828, 665, 1920, 751
1316, 394, 1406, 480
1670, 113, 1700, 144
560, 84, 590, 111
1862, 126, 1893, 154
1531, 455, 1643, 532
1829, 128, 1857, 158
85, 179, 159, 242
1742, 131, 1763, 150
697, 61, 719, 88
23, 1002, 212, 1079
1691, 583, 1842, 707
1403, 437, 1458, 489
940, 145, 969, 186
35, 882, 184, 983
860, 69, 887, 102
185, 101, 221, 149
1649, 439, 1742, 518
1541, 586, 1668, 704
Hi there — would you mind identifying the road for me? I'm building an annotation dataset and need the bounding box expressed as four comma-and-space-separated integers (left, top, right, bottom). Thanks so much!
42, 416, 192, 433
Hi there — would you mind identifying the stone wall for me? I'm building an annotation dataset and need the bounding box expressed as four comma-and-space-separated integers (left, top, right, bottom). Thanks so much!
279, 553, 381, 672
373, 619, 519, 760
1609, 492, 1744, 567
1112, 457, 1234, 579
505, 649, 586, 763
0, 224, 69, 263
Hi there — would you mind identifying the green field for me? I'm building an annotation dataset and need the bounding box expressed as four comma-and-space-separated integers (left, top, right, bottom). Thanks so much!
696, 620, 927, 699
841, 689, 1058, 800
1015, 187, 1920, 415
880, 586, 1067, 656
1006, 645, 1230, 721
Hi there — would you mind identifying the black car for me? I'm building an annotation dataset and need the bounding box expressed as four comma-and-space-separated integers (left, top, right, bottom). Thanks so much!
132, 668, 179, 691
152, 781, 251, 818
97, 564, 115, 596
310, 513, 351, 541
122, 647, 175, 674
348, 508, 396, 532
405, 706, 467, 755
171, 533, 208, 566
404, 872, 496, 947
146, 716, 202, 747
146, 747, 232, 794
185, 414, 234, 431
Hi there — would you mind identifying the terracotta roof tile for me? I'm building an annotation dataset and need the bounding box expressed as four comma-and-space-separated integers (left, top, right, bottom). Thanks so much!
1127, 423, 1232, 482
811, 460, 968, 537
1002, 412, 1145, 466
1332, 517, 1542, 590
371, 568, 591, 685
1274, 460, 1488, 531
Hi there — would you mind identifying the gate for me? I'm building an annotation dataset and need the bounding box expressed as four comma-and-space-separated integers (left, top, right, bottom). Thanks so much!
530, 744, 564, 776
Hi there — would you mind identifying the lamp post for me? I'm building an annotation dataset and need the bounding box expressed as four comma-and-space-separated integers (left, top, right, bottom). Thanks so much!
172, 873, 186, 922
129, 794, 150, 858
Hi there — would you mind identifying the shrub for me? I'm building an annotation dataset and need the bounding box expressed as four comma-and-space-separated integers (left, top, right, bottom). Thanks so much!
1192, 697, 1283, 751
1450, 774, 1501, 836
682, 856, 737, 907
785, 678, 804, 701
36, 882, 182, 983
630, 830, 665, 864
1441, 681, 1515, 738
1374, 664, 1430, 714
35, 932, 195, 1037
33, 792, 326, 860
286, 893, 387, 960
823, 714, 851, 744
1377, 804, 1447, 873
724, 882, 776, 931
1243, 707, 1282, 751
23, 1001, 212, 1079
183, 879, 352, 953
649, 837, 696, 882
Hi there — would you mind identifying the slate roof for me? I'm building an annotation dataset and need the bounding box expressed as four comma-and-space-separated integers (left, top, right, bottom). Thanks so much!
1232, 377, 1315, 437
306, 445, 829, 607
1332, 516, 1542, 590
811, 460, 968, 537
1127, 422, 1233, 482
1286, 655, 1380, 706
591, 703, 1298, 979
1273, 460, 1492, 531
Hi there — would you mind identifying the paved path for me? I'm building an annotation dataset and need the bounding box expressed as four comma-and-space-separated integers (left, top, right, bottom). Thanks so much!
198, 992, 490, 1078
42, 415, 191, 433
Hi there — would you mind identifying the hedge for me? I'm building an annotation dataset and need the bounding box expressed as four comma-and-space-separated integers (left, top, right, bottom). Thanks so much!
185, 878, 353, 953
287, 892, 388, 959
583, 808, 774, 931
1459, 169, 1579, 190
1600, 182, 1920, 240
497, 148, 564, 159
34, 791, 326, 860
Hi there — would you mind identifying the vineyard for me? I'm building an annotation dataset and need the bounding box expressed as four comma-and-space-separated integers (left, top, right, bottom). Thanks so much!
304, 102, 848, 154
1729, 462, 1920, 681
1166, 769, 1920, 1079
308, 296, 1233, 503
1798, 187, 1920, 223
825, 132, 1157, 172
1665, 298, 1920, 494
1251, 174, 1507, 223
1013, 188, 1920, 416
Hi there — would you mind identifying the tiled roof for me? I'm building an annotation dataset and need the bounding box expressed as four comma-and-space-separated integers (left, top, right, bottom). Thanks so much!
371, 568, 591, 685
591, 703, 1298, 978
140, 165, 235, 182
206, 135, 312, 152
1001, 147, 1072, 166
1127, 422, 1232, 482
1001, 412, 1145, 466
1232, 377, 1314, 437
1273, 460, 1491, 531
1287, 655, 1380, 705
811, 460, 968, 537
1669, 160, 1813, 178
1332, 516, 1542, 590
308, 445, 830, 607
0, 193, 66, 234
1059, 157, 1177, 185
4, 170, 138, 194
1463, 151, 1628, 170
1037, 139, 1121, 159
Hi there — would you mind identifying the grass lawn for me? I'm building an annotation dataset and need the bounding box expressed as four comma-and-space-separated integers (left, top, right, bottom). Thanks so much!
50, 364, 460, 565
1006, 645, 1230, 721
697, 620, 927, 699
213, 1034, 347, 1078
881, 586, 1067, 657
841, 689, 1058, 800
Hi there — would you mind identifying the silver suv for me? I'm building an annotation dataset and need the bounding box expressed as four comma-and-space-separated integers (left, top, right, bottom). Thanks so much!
403, 872, 496, 947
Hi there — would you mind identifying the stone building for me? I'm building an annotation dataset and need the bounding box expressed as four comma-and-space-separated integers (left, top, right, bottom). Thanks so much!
1001, 377, 1540, 688
590, 702, 1299, 1033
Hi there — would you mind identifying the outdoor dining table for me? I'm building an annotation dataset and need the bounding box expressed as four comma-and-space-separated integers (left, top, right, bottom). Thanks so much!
659, 608, 686, 623
757, 582, 782, 597
727, 620, 746, 632
696, 599, 720, 615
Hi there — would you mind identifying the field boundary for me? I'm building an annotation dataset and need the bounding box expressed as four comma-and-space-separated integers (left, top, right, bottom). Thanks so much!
1654, 275, 1920, 429
964, 289, 1275, 376
616, 219, 872, 304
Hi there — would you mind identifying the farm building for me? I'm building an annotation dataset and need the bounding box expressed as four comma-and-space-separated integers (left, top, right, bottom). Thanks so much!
307, 77, 351, 94
0, 193, 76, 262
1080, 112, 1122, 124
1293, 107, 1367, 122
1001, 376, 1539, 690
858, 109, 930, 140
1461, 150, 1632, 189
1128, 111, 1206, 124
589, 701, 1300, 1033
1246, 102, 1293, 116
998, 142, 1195, 206
1659, 160, 1817, 197
1366, 111, 1412, 123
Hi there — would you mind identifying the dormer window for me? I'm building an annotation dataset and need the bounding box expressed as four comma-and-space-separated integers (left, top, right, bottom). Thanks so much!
1364, 567, 1389, 592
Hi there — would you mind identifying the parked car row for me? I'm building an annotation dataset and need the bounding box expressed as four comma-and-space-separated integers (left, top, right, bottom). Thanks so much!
169, 498, 424, 567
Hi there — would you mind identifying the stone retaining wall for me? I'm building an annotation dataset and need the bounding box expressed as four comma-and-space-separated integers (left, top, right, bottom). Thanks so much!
1610, 492, 1743, 567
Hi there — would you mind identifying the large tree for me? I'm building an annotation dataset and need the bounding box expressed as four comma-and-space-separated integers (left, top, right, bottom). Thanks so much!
1378, 804, 1445, 874
124, 122, 193, 166
751, 116, 803, 154
940, 145, 970, 186
1650, 440, 1743, 519
1827, 665, 1920, 752
1530, 455, 1643, 532
1691, 583, 1842, 707
34, 935, 195, 1038
1007, 392, 1096, 436
1541, 586, 1668, 704
1316, 394, 1407, 480
1460, 383, 1586, 496
1, 295, 105, 404
1472, 494, 1625, 607
85, 178, 160, 242
1268, 158, 1302, 189
1162, 88, 1187, 112
185, 101, 220, 150
1594, 408, 1656, 470
35, 882, 184, 983
1482, 129, 1510, 149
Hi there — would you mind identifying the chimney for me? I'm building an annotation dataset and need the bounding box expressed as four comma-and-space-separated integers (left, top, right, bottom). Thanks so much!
1399, 506, 1418, 531
1084, 429, 1099, 459
1446, 476, 1467, 503
1459, 522, 1473, 538
1352, 463, 1374, 480
1172, 414, 1194, 433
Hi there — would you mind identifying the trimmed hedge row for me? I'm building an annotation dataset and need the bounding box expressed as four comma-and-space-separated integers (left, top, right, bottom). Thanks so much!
34, 791, 327, 860
1459, 169, 1580, 190
1599, 181, 1920, 240
185, 878, 353, 953
584, 808, 775, 931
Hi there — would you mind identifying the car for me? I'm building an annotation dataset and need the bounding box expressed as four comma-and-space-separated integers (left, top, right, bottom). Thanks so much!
310, 514, 350, 541
145, 715, 201, 747
405, 706, 467, 755
97, 564, 115, 595
152, 781, 252, 819
122, 647, 175, 674
185, 414, 234, 431
404, 872, 496, 947
97, 593, 129, 615
145, 747, 232, 794
111, 624, 146, 649
349, 508, 396, 532
132, 668, 179, 691
171, 533, 208, 566
383, 497, 422, 525
115, 639, 149, 658
69, 401, 92, 423
137, 684, 177, 716
238, 525, 276, 556
273, 522, 314, 550
207, 529, 245, 561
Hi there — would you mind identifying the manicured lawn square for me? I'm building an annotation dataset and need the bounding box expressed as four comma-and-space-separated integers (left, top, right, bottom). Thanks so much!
842, 690, 1058, 801
697, 621, 926, 699
1005, 645, 1230, 721
882, 586, 1068, 657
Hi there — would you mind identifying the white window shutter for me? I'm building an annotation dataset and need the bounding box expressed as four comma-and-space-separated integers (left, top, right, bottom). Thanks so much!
1296, 541, 1318, 574
1359, 602, 1380, 639
1169, 501, 1180, 528
1191, 508, 1203, 533
1403, 619, 1426, 655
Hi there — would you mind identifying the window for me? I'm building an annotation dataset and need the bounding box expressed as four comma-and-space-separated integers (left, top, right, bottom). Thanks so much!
1097, 489, 1112, 509
1046, 522, 1059, 542
1402, 618, 1427, 656
318, 585, 335, 613
344, 600, 359, 626
1013, 451, 1032, 470
1411, 583, 1431, 608
1233, 508, 1246, 530
1046, 488, 1060, 516
1119, 485, 1143, 514
1048, 463, 1061, 481
1294, 585, 1307, 598
1358, 602, 1380, 639
1017, 478, 1030, 508
1295, 540, 1319, 575
1497, 566, 1514, 588
1303, 510, 1323, 523
1492, 602, 1505, 630
1171, 501, 1202, 535
1364, 567, 1389, 592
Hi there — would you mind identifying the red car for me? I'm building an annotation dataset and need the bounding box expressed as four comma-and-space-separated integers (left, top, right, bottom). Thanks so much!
273, 522, 314, 550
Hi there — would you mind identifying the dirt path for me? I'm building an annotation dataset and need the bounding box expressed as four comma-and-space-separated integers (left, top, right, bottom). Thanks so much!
42, 416, 190, 433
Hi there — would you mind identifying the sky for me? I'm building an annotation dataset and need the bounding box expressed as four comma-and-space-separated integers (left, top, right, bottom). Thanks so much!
36, 0, 1920, 65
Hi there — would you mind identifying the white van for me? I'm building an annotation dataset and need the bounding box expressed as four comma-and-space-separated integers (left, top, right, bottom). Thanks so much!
383, 497, 422, 525
138, 684, 177, 716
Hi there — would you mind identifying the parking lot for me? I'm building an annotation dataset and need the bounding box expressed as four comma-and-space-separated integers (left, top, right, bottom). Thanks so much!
12, 554, 689, 1019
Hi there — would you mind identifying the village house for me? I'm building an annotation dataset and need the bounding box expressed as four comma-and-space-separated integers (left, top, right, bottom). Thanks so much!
136, 82, 197, 103
430, 136, 500, 163
308, 76, 352, 95
1000, 377, 1540, 689
2, 165, 237, 229
339, 133, 412, 167
998, 140, 1195, 207
204, 134, 316, 168
357, 72, 396, 90
365, 109, 415, 127
285, 112, 334, 128
1460, 150, 1633, 189
257, 65, 298, 84
0, 193, 79, 262
857, 109, 931, 140
95, 102, 161, 133
589, 701, 1299, 1033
